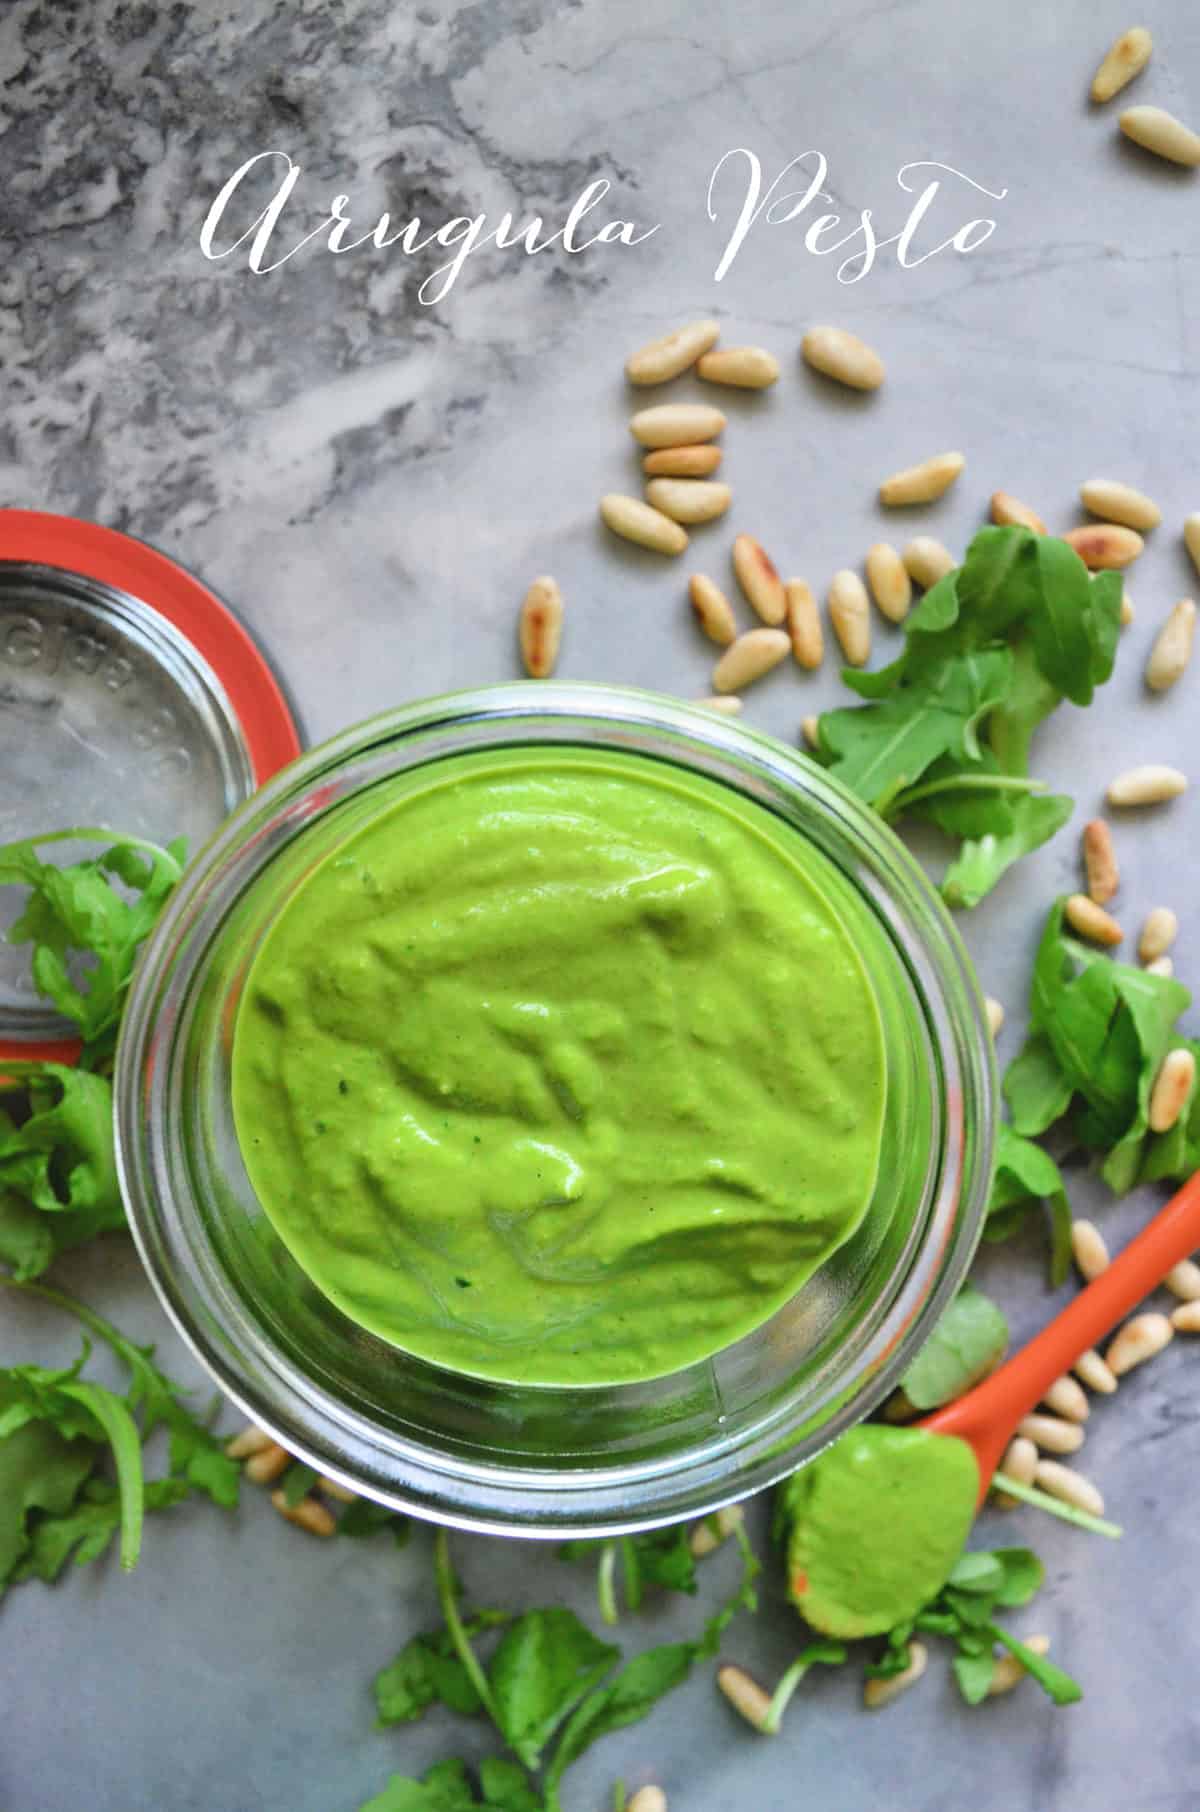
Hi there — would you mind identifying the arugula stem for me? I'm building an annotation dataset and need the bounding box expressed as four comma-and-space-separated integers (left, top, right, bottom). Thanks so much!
432, 1527, 502, 1727
887, 773, 1048, 816
619, 1535, 642, 1614
597, 1538, 619, 1626
2, 1278, 131, 1356
762, 1659, 809, 1735
8, 826, 186, 882
59, 1380, 145, 1570
992, 1470, 1122, 1538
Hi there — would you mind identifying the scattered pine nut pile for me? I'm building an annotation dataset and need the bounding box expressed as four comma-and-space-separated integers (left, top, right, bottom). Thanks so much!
221, 31, 1200, 1805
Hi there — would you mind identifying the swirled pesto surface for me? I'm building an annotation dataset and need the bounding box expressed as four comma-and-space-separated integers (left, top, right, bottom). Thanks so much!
230, 748, 887, 1386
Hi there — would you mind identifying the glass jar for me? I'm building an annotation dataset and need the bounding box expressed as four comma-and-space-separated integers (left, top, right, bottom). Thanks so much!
115, 683, 995, 1536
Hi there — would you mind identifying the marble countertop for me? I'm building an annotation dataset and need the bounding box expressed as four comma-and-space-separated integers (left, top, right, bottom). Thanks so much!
4, 2, 1200, 1808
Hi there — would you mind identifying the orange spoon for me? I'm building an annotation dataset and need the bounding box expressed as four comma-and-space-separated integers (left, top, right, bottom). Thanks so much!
922, 1168, 1200, 1505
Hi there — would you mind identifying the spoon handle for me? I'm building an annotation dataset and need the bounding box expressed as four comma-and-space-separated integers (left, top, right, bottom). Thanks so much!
925, 1167, 1200, 1470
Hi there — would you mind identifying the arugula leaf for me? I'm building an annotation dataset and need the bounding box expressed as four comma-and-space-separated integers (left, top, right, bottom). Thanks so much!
544, 1524, 758, 1807
0, 1352, 145, 1578
281, 1462, 320, 1508
336, 1495, 412, 1544
375, 1615, 510, 1726
899, 1545, 1081, 1708
0, 828, 186, 1056
4, 1279, 241, 1510
941, 793, 1074, 911
1003, 1032, 1074, 1137
0, 1410, 96, 1583
491, 1609, 620, 1769
985, 1124, 1072, 1285
357, 1758, 544, 1812
952, 1645, 1001, 1704
543, 1641, 694, 1810
900, 1285, 1008, 1410
811, 528, 1122, 906
0, 1064, 124, 1278
986, 1622, 1082, 1706
13, 1475, 187, 1585
1004, 900, 1192, 1191
817, 648, 1012, 803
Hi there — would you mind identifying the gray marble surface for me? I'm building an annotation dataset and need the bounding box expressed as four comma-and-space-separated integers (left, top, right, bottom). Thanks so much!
3, 1, 1200, 1807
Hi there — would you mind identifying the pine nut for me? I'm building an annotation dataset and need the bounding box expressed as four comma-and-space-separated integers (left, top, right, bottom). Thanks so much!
1065, 893, 1123, 946
801, 714, 821, 750
1082, 820, 1119, 905
865, 543, 912, 623
988, 1635, 1051, 1697
1042, 1374, 1090, 1424
994, 1434, 1038, 1508
693, 695, 743, 715
1119, 104, 1200, 167
1121, 591, 1135, 626
1149, 1048, 1196, 1133
1165, 1259, 1200, 1302
1105, 1310, 1174, 1376
1091, 28, 1152, 103
1146, 599, 1196, 692
717, 1663, 772, 1730
879, 451, 965, 507
600, 494, 688, 556
863, 1643, 928, 1709
1033, 1460, 1105, 1517
1018, 1414, 1085, 1456
1107, 764, 1187, 807
1139, 907, 1179, 962
1064, 523, 1144, 570
317, 1475, 358, 1503
625, 319, 720, 386
828, 570, 871, 666
689, 574, 738, 645
629, 403, 726, 448
519, 576, 564, 678
1074, 1349, 1118, 1395
785, 579, 823, 670
1171, 1300, 1200, 1333
801, 325, 886, 391
903, 537, 955, 590
689, 1504, 744, 1558
626, 1789, 668, 1812
270, 1490, 337, 1537
1146, 956, 1174, 977
990, 491, 1046, 534
1080, 478, 1162, 531
225, 1423, 273, 1460
713, 628, 791, 693
696, 346, 780, 389
1071, 1219, 1111, 1283
244, 1442, 291, 1485
733, 534, 786, 624
643, 444, 723, 477
985, 996, 1005, 1038
645, 478, 732, 524
1186, 515, 1200, 579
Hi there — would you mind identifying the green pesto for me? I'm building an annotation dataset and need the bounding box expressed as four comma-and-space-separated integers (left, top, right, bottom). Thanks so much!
230, 748, 888, 1387
783, 1424, 979, 1637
